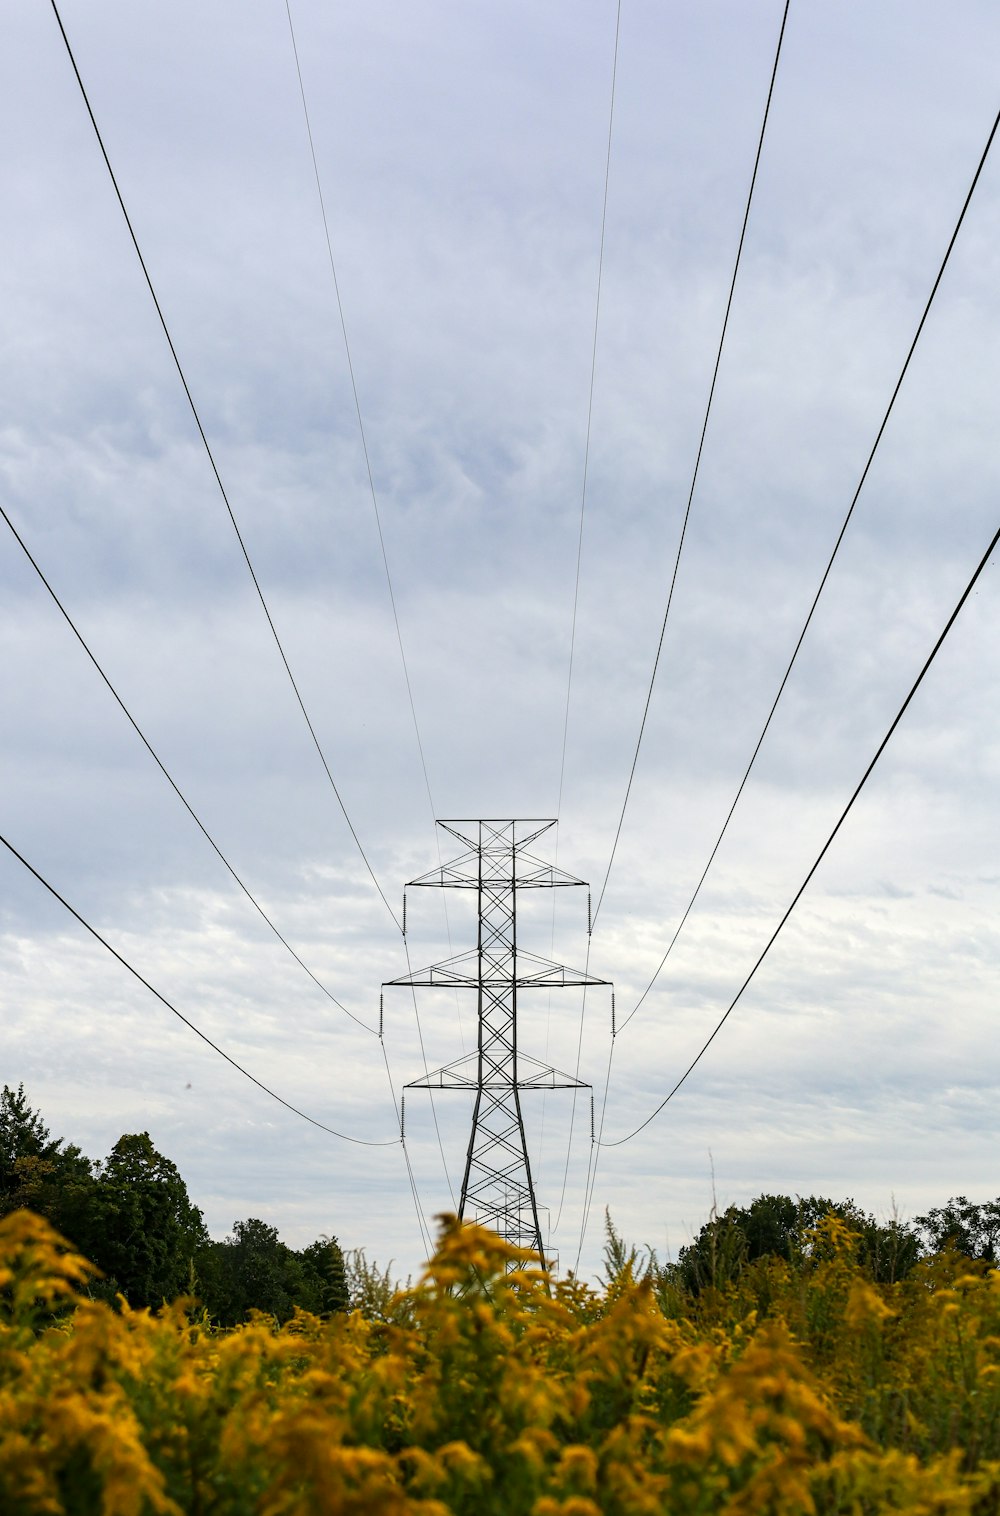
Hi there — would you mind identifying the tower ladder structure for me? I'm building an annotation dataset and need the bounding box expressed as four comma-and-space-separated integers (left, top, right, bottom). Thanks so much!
384, 819, 610, 1261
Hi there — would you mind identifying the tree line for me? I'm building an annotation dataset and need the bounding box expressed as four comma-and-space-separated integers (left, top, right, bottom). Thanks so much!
4, 1081, 996, 1320
0, 1084, 347, 1320
606, 1187, 1000, 1297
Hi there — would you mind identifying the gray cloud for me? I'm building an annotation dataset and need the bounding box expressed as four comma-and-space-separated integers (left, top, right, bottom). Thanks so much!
1, 0, 998, 1278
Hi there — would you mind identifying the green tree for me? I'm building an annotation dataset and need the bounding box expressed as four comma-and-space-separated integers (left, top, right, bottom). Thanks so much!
677, 1193, 920, 1292
203, 1217, 296, 1324
298, 1235, 349, 1315
915, 1196, 1000, 1263
89, 1131, 208, 1308
0, 1084, 95, 1245
197, 1221, 350, 1323
0, 1083, 53, 1173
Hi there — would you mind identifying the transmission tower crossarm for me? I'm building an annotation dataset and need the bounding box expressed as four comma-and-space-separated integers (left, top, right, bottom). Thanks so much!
406, 855, 589, 893
514, 951, 610, 988
406, 1050, 590, 1092
384, 947, 609, 991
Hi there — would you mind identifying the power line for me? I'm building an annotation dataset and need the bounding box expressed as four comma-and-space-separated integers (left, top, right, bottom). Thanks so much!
550, 931, 596, 1234
49, 0, 450, 1246
401, 931, 458, 1212
556, 0, 623, 820
0, 829, 398, 1148
615, 91, 1000, 1033
377, 1034, 434, 1258
48, 0, 402, 936
574, 79, 1000, 1271
283, 0, 468, 1077
283, 0, 438, 826
572, 515, 999, 1268
590, 0, 790, 930
602, 515, 999, 1149
3, 819, 435, 1251
552, 0, 788, 1248
540, 0, 621, 1192
0, 502, 378, 1037
401, 1130, 434, 1259
573, 1031, 615, 1273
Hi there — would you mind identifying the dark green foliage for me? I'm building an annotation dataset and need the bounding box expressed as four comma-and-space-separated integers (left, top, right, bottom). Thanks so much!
298, 1235, 349, 1315
0, 1083, 53, 1176
0, 1086, 348, 1320
197, 1219, 348, 1324
915, 1195, 1000, 1262
200, 1217, 297, 1324
0, 1083, 96, 1247
87, 1131, 210, 1308
675, 1192, 921, 1293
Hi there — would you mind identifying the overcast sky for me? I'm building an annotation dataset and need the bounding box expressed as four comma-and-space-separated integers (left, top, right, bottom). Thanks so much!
2, 0, 998, 1281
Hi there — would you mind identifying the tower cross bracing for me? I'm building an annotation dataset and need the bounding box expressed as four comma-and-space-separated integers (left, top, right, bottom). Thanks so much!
385, 820, 610, 1260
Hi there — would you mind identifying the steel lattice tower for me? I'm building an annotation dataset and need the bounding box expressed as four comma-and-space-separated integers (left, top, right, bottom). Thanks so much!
384, 819, 609, 1259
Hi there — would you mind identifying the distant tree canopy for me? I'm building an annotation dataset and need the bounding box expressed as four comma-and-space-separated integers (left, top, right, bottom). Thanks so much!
0, 1084, 347, 1321
5, 1083, 997, 1325
90, 1131, 210, 1307
198, 1216, 349, 1326
601, 1190, 995, 1299
674, 1192, 924, 1292
915, 1196, 1000, 1264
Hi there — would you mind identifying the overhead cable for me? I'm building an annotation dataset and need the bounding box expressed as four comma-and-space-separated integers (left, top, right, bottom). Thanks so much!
615, 91, 1000, 1032
283, 0, 437, 827
0, 830, 398, 1148
555, 0, 623, 820
573, 513, 999, 1265
399, 932, 458, 1211
540, 0, 622, 1197
0, 503, 377, 1036
48, 0, 402, 935
550, 931, 596, 1233
573, 1032, 615, 1269
574, 80, 1000, 1272
551, 0, 788, 1245
590, 0, 790, 930
604, 514, 999, 1147
2, 823, 434, 1249
283, 1, 470, 1130
377, 1033, 434, 1257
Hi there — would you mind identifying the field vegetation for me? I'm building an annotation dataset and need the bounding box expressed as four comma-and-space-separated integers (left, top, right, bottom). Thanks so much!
3, 1194, 1000, 1514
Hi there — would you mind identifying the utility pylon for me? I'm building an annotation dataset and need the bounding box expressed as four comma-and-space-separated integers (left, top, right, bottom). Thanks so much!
384, 819, 610, 1261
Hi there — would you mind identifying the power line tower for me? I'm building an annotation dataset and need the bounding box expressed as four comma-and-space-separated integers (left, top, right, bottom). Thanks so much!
384, 819, 610, 1260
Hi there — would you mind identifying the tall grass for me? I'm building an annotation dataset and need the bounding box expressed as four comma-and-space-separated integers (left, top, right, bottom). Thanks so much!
1, 1207, 999, 1513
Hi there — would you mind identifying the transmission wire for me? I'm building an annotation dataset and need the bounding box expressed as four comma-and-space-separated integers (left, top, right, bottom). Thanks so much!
590, 0, 790, 931
573, 1032, 616, 1272
605, 517, 999, 1148
401, 933, 459, 1211
550, 0, 788, 1239
615, 91, 1000, 1033
3, 825, 433, 1252
378, 1035, 434, 1257
0, 830, 396, 1147
283, 0, 437, 827
0, 503, 378, 1036
570, 515, 1000, 1268
539, 0, 621, 1186
576, 45, 1000, 1272
48, 0, 401, 935
550, 931, 596, 1233
556, 0, 622, 821
283, 2, 469, 1089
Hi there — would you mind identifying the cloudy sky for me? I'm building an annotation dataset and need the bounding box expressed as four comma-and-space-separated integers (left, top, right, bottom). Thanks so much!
2, 0, 998, 1280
